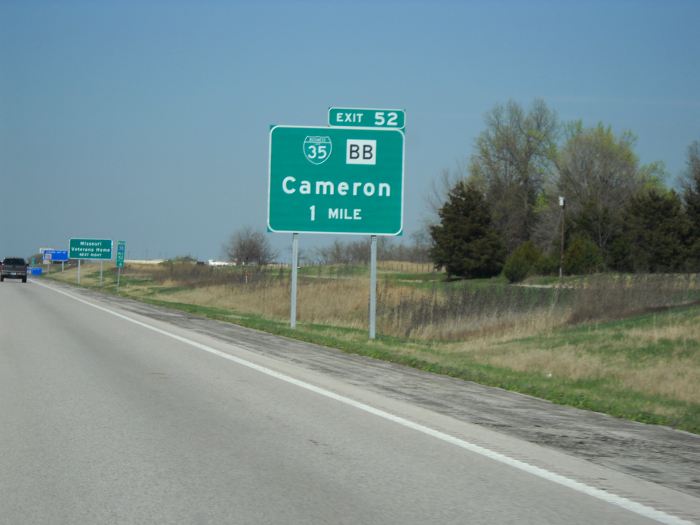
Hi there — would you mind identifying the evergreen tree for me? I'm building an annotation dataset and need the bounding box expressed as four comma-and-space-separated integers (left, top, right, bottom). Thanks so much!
429, 181, 505, 279
503, 241, 543, 283
621, 189, 688, 272
563, 235, 603, 275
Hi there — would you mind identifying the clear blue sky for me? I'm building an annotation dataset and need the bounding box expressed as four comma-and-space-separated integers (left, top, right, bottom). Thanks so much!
2, 0, 698, 260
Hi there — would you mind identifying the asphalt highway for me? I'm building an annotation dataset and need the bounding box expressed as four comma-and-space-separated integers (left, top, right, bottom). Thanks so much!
0, 280, 697, 524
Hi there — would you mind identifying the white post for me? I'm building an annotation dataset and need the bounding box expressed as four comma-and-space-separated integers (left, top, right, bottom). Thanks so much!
369, 235, 377, 340
559, 196, 566, 279
117, 267, 121, 290
290, 233, 299, 329
77, 260, 81, 284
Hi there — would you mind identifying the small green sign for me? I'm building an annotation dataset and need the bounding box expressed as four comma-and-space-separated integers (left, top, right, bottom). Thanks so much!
115, 240, 126, 268
329, 107, 405, 130
69, 238, 113, 260
268, 125, 404, 235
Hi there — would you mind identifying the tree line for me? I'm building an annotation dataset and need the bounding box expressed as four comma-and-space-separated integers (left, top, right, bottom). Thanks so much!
221, 227, 430, 267
430, 99, 700, 280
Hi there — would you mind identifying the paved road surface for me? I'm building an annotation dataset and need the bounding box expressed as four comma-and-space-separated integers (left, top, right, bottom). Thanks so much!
1, 280, 698, 524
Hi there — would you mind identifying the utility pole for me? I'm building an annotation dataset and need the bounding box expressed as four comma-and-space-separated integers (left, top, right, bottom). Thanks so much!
559, 196, 566, 279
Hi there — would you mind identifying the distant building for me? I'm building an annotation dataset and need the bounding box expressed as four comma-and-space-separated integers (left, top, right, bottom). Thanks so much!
125, 259, 164, 265
207, 259, 236, 267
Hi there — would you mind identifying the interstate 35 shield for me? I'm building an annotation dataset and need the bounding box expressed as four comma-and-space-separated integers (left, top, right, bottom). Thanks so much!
303, 136, 332, 165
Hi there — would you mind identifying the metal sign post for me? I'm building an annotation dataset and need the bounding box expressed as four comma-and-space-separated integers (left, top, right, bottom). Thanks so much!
290, 233, 299, 329
77, 260, 81, 285
369, 235, 377, 339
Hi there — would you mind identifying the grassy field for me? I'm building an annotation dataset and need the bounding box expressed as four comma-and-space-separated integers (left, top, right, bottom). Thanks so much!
47, 261, 700, 433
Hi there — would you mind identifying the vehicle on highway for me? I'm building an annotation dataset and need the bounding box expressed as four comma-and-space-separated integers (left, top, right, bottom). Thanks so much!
1, 257, 28, 283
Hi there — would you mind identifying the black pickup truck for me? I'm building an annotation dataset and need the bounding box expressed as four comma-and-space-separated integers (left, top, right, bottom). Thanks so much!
1, 257, 28, 283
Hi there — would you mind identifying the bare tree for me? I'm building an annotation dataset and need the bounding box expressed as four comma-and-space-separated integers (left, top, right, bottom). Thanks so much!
425, 161, 470, 222
469, 99, 559, 253
417, 161, 471, 259
314, 240, 350, 264
312, 236, 430, 265
681, 140, 700, 269
223, 226, 277, 266
681, 140, 700, 222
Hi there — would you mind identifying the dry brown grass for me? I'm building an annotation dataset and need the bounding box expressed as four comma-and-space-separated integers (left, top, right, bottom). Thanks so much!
627, 320, 700, 345
377, 261, 434, 273
617, 363, 700, 404
442, 338, 700, 405
155, 276, 373, 329
459, 316, 700, 405
484, 346, 613, 382
402, 307, 564, 341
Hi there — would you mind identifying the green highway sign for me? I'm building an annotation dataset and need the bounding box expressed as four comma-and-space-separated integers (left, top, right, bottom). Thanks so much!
328, 107, 405, 130
115, 240, 126, 268
268, 125, 404, 235
69, 238, 113, 260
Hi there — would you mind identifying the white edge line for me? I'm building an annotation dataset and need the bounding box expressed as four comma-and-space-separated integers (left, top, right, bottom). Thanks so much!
33, 279, 693, 525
